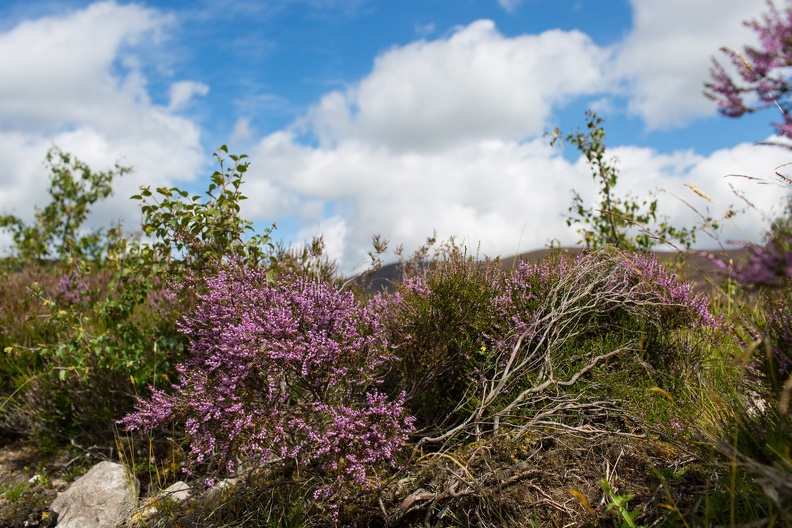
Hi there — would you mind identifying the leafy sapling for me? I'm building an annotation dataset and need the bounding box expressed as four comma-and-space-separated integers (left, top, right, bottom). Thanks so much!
0, 147, 130, 262
549, 111, 697, 252
129, 144, 277, 289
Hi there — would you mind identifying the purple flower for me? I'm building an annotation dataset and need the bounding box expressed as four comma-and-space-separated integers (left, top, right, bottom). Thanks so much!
705, 1, 792, 141
730, 237, 792, 288
120, 269, 414, 512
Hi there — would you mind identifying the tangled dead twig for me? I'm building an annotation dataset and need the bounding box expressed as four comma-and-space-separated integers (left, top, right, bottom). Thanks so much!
417, 250, 670, 450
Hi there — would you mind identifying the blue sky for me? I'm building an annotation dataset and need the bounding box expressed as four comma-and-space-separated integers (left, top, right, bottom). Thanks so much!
0, 0, 789, 273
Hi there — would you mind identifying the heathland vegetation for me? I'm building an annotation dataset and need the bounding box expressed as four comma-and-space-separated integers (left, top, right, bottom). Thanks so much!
2, 3, 792, 526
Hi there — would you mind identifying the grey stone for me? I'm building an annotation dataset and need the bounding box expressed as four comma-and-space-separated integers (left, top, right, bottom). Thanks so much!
202, 477, 239, 505
51, 461, 139, 528
131, 480, 192, 522
160, 480, 191, 502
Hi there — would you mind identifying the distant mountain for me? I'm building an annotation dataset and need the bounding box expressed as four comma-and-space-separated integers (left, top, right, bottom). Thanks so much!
351, 247, 752, 295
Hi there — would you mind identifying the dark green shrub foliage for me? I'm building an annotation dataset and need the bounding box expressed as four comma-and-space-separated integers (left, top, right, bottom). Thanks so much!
377, 244, 717, 442
0, 145, 279, 445
374, 244, 507, 431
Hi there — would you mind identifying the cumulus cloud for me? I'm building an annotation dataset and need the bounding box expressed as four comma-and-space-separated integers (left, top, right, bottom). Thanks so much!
0, 1, 207, 237
232, 15, 791, 274
616, 0, 768, 128
605, 141, 789, 246
246, 135, 578, 272
168, 80, 210, 111
230, 117, 255, 144
2, 2, 786, 275
246, 128, 790, 275
300, 20, 611, 151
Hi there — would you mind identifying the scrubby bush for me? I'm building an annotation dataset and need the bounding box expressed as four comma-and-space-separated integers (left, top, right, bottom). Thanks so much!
377, 243, 718, 447
373, 243, 508, 432
0, 145, 281, 445
121, 268, 415, 515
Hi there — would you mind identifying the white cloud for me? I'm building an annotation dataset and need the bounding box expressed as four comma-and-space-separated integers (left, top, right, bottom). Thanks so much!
230, 117, 255, 144
2, 2, 786, 276
0, 1, 162, 131
616, 0, 769, 128
246, 128, 790, 275
229, 16, 792, 275
498, 0, 522, 13
168, 80, 209, 111
605, 141, 789, 246
300, 20, 611, 151
414, 22, 435, 38
246, 135, 580, 273
0, 1, 207, 238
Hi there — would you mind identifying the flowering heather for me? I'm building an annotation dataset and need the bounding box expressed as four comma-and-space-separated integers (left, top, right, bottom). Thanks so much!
55, 271, 91, 305
55, 269, 109, 306
618, 251, 719, 328
501, 250, 717, 333
705, 1, 792, 140
121, 269, 414, 502
378, 247, 717, 436
727, 237, 792, 288
752, 292, 792, 398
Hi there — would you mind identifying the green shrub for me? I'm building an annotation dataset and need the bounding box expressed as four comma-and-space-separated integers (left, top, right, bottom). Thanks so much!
0, 145, 278, 445
378, 243, 718, 447
550, 111, 698, 253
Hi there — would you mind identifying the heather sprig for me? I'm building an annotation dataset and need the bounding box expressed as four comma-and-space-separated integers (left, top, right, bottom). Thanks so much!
619, 251, 719, 329
705, 0, 792, 143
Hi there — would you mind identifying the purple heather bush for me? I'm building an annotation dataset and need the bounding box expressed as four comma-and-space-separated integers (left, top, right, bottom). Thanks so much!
714, 193, 792, 401
616, 251, 719, 328
499, 251, 717, 341
764, 293, 792, 392
495, 250, 717, 381
122, 267, 414, 506
54, 266, 114, 307
728, 235, 792, 288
